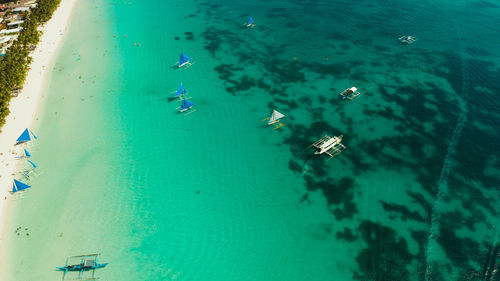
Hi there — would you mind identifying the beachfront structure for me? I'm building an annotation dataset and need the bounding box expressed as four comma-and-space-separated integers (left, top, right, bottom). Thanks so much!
178, 53, 191, 68
339, 87, 362, 100
7, 20, 23, 28
12, 179, 31, 193
312, 135, 346, 158
0, 27, 23, 35
245, 17, 255, 28
16, 128, 37, 145
0, 35, 10, 45
11, 7, 30, 13
262, 109, 286, 129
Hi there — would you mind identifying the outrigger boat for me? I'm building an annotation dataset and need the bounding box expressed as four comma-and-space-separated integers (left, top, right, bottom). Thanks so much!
15, 128, 38, 146
57, 254, 108, 281
12, 179, 31, 193
173, 82, 189, 100
398, 35, 417, 44
15, 148, 31, 159
311, 135, 346, 158
179, 98, 196, 115
244, 17, 255, 28
339, 87, 362, 100
178, 53, 192, 68
262, 109, 286, 129
20, 159, 38, 180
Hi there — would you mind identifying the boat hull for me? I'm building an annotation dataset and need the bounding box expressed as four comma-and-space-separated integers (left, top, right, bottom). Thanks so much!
56, 263, 108, 271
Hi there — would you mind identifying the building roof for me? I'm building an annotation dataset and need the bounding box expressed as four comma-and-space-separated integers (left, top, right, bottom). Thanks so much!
7, 20, 24, 26
0, 27, 23, 34
0, 36, 11, 44
11, 7, 30, 13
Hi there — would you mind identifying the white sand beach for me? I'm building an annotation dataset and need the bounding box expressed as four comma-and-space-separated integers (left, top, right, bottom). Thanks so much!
0, 0, 78, 257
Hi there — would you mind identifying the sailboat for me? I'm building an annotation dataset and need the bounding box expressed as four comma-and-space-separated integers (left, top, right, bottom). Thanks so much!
15, 128, 38, 145
178, 53, 192, 68
21, 159, 38, 179
262, 109, 286, 129
174, 83, 189, 99
180, 98, 195, 113
245, 17, 255, 28
15, 148, 31, 159
12, 179, 31, 193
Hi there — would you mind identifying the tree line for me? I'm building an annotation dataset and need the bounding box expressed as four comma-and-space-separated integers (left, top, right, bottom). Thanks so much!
0, 0, 61, 128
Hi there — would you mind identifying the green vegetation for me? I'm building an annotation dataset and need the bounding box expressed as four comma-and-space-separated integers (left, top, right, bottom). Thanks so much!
0, 0, 61, 128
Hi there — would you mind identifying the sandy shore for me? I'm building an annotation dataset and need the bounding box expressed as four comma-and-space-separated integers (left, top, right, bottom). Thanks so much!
0, 0, 78, 255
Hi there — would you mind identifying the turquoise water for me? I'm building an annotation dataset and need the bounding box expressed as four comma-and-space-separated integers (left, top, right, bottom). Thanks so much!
2, 0, 500, 280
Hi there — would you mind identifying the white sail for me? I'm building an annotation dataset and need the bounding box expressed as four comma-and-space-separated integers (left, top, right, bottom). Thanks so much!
268, 110, 285, 125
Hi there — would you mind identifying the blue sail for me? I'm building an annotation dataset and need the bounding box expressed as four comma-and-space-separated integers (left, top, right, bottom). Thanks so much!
24, 148, 31, 158
13, 179, 31, 192
179, 53, 191, 66
247, 17, 254, 25
27, 160, 37, 169
175, 83, 186, 97
181, 99, 195, 110
16, 129, 31, 142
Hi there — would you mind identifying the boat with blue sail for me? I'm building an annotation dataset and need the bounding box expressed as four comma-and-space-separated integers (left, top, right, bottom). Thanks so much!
245, 17, 255, 28
174, 82, 189, 99
15, 148, 31, 159
21, 159, 38, 179
178, 53, 192, 68
12, 179, 31, 193
15, 128, 38, 146
179, 98, 196, 115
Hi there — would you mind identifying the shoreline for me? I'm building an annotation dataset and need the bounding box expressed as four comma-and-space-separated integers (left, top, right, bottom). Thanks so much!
0, 0, 79, 267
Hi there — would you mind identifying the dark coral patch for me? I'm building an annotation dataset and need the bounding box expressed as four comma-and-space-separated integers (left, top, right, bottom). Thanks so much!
336, 228, 358, 242
381, 201, 427, 222
354, 221, 413, 280
184, 31, 195, 41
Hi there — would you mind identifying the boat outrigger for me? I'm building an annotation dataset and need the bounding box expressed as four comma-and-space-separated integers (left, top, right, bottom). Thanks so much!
398, 36, 417, 44
311, 135, 346, 158
262, 109, 286, 129
339, 87, 362, 100
245, 17, 255, 28
57, 254, 108, 281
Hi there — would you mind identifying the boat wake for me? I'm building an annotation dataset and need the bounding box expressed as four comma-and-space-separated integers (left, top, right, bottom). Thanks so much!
424, 22, 469, 280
